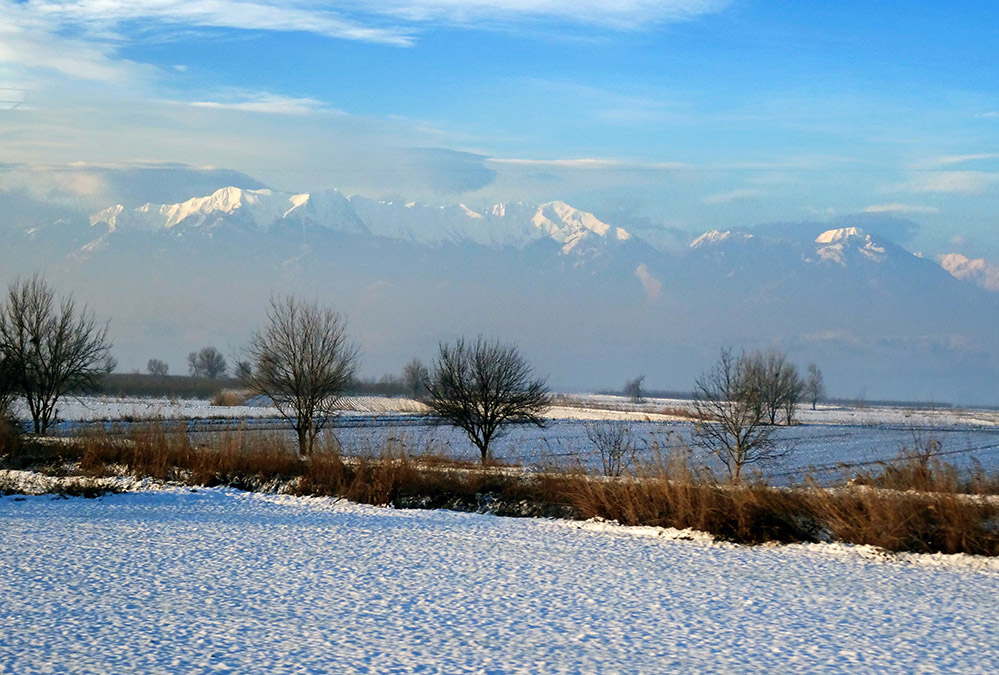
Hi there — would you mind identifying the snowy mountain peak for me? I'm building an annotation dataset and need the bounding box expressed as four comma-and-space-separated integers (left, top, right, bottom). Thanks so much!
690, 230, 752, 248
90, 204, 124, 230
938, 253, 999, 291
531, 201, 630, 255
459, 204, 483, 219
815, 226, 864, 244
815, 227, 886, 265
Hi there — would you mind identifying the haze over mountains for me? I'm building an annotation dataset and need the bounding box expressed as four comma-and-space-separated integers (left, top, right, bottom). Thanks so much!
2, 171, 997, 405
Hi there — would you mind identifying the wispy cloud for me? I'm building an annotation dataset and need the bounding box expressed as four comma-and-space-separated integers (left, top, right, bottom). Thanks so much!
977, 111, 999, 119
863, 203, 940, 215
0, 3, 137, 82
703, 188, 760, 204
182, 94, 335, 116
489, 157, 688, 170
933, 153, 999, 167
22, 1, 414, 46
893, 172, 999, 195
346, 0, 730, 28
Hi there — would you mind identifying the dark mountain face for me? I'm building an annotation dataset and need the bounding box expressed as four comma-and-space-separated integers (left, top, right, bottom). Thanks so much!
3, 185, 998, 404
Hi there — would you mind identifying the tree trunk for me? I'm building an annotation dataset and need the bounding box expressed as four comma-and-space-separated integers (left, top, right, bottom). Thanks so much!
296, 427, 309, 457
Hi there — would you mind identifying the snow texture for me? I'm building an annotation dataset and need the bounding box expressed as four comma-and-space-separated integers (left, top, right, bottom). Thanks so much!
1, 488, 997, 674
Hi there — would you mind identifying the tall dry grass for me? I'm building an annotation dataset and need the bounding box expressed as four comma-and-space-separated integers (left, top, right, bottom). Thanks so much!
3, 423, 998, 556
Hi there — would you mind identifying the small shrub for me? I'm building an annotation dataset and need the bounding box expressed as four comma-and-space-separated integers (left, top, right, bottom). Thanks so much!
211, 389, 251, 407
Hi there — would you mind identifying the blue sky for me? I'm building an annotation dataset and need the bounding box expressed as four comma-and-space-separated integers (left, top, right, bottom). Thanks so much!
1, 0, 997, 256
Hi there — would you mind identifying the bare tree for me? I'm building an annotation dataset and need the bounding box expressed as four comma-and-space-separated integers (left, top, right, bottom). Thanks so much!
805, 363, 825, 410
586, 422, 640, 477
692, 348, 787, 482
0, 353, 17, 422
402, 358, 429, 399
243, 297, 359, 456
147, 358, 169, 377
234, 360, 252, 380
743, 348, 802, 425
781, 370, 804, 425
623, 375, 645, 404
188, 346, 227, 379
0, 275, 112, 434
424, 337, 550, 464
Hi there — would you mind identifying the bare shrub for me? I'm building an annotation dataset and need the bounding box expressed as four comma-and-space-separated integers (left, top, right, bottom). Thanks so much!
585, 422, 640, 477
211, 389, 250, 407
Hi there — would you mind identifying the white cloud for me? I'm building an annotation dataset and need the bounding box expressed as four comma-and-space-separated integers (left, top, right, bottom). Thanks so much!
0, 3, 136, 82
22, 1, 413, 45
933, 153, 999, 166
703, 188, 760, 205
634, 263, 662, 301
895, 172, 999, 195
863, 203, 940, 215
183, 94, 334, 116
977, 111, 999, 118
489, 157, 689, 170
347, 0, 730, 27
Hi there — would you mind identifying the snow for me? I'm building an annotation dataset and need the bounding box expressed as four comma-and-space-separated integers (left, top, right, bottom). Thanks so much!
815, 226, 863, 244
689, 229, 752, 248
1, 487, 997, 673
85, 188, 632, 256
939, 253, 999, 291
18, 395, 999, 480
815, 227, 886, 265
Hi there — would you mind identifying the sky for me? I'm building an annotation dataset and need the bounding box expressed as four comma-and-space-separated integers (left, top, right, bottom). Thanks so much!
1, 0, 998, 258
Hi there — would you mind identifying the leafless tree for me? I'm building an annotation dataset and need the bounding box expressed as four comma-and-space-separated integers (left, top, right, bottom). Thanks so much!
147, 359, 169, 377
623, 375, 645, 404
692, 348, 787, 482
805, 363, 825, 410
743, 348, 802, 425
242, 297, 359, 456
188, 346, 227, 379
402, 358, 429, 399
423, 337, 550, 464
234, 360, 252, 380
0, 354, 17, 422
0, 275, 111, 434
586, 421, 640, 477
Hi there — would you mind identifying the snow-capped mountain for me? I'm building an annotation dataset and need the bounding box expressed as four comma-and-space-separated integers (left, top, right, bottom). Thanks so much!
5, 182, 999, 404
938, 253, 999, 292
89, 187, 634, 260
812, 227, 887, 265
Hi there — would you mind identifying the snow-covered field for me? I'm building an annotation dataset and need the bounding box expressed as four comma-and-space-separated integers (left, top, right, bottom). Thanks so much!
1, 487, 997, 674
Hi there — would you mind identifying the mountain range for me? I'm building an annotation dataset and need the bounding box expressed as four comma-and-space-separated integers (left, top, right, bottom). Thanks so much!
2, 180, 997, 404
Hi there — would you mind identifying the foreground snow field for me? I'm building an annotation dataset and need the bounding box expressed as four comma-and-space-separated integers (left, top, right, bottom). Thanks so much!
1, 489, 998, 674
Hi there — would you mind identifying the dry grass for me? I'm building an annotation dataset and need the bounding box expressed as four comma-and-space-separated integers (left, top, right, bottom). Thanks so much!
210, 389, 252, 407
3, 424, 998, 556
657, 406, 707, 421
